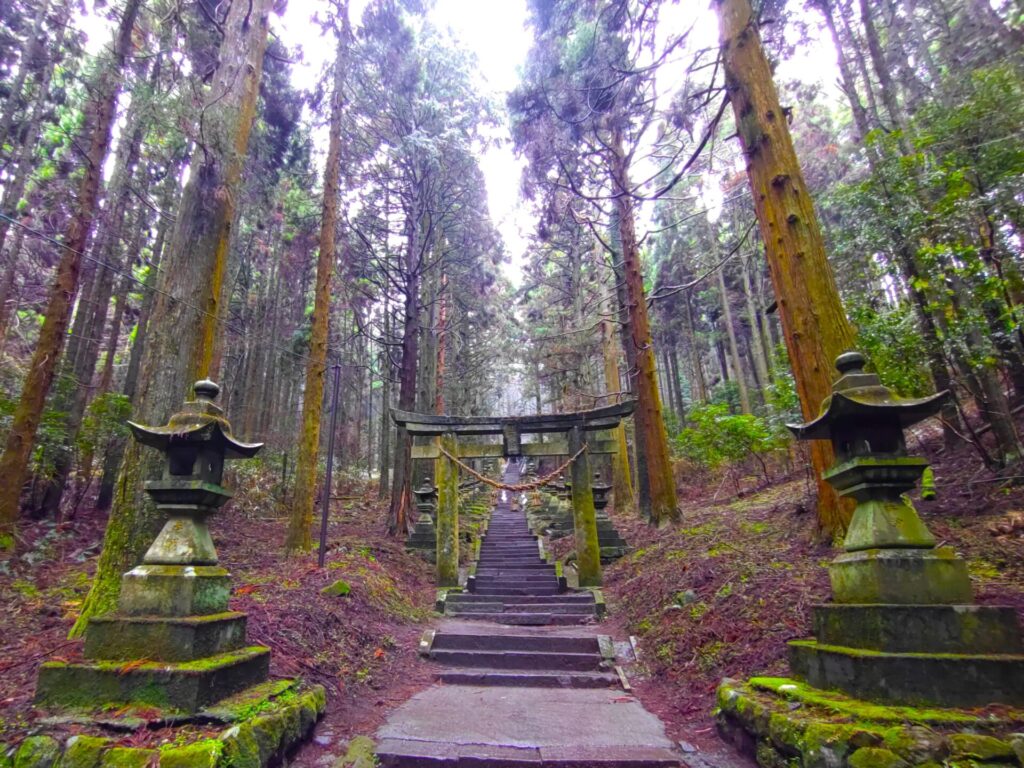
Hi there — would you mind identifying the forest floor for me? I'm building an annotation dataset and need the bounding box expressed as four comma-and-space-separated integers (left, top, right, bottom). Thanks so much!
600, 421, 1024, 749
1, 418, 1023, 761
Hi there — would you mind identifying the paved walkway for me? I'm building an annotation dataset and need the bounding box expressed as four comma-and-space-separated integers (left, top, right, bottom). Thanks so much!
375, 460, 683, 767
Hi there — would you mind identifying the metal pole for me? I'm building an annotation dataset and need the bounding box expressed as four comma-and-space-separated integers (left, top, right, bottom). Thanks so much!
318, 362, 342, 568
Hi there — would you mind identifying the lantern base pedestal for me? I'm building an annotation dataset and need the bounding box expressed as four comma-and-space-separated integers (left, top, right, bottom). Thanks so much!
811, 603, 1023, 654
35, 646, 271, 713
84, 611, 249, 662
118, 564, 232, 617
788, 638, 1024, 707
405, 514, 437, 562
829, 547, 972, 604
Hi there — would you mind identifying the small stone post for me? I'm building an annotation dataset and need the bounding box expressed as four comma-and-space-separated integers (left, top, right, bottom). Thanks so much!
435, 432, 460, 587
568, 425, 602, 587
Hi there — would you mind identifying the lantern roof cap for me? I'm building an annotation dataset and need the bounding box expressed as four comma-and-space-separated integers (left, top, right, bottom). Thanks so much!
128, 380, 263, 459
788, 351, 948, 441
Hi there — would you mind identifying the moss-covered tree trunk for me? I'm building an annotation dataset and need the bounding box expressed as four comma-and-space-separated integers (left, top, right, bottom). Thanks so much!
609, 129, 679, 527
600, 286, 633, 510
288, 23, 347, 553
715, 0, 856, 537
387, 204, 423, 536
0, 0, 142, 552
72, 0, 272, 631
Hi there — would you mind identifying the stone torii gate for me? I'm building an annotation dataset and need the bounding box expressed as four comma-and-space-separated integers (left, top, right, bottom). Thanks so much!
392, 401, 635, 589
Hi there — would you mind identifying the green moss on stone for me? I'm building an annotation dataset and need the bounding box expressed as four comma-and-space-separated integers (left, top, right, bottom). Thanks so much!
57, 736, 109, 768
1010, 736, 1023, 766
14, 736, 60, 768
848, 747, 910, 768
99, 748, 156, 768
221, 723, 260, 768
749, 677, 981, 724
948, 734, 1015, 761
279, 703, 302, 745
321, 580, 351, 597
247, 714, 285, 763
158, 740, 221, 768
767, 711, 805, 754
335, 736, 377, 767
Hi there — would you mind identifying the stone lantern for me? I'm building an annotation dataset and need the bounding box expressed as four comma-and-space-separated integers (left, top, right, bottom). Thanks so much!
590, 471, 612, 514
787, 352, 1024, 706
406, 482, 438, 561
36, 381, 271, 713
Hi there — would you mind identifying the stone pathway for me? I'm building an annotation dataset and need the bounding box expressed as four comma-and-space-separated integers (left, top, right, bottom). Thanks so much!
375, 460, 683, 767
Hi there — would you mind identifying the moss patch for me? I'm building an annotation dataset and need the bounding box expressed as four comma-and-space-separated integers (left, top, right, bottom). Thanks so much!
158, 740, 222, 768
335, 736, 377, 767
717, 677, 1024, 768
14, 736, 60, 768
58, 736, 109, 768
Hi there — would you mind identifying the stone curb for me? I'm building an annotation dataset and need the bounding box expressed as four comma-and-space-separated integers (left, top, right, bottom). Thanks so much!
2, 683, 326, 768
715, 677, 1024, 768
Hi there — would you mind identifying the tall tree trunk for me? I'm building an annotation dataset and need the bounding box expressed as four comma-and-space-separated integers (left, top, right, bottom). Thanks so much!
715, 0, 857, 537
0, 0, 51, 161
609, 128, 679, 526
740, 250, 771, 393
38, 86, 149, 520
96, 167, 178, 511
717, 263, 751, 414
601, 284, 634, 509
289, 25, 345, 551
72, 0, 272, 630
668, 346, 687, 418
0, 0, 142, 550
608, 213, 650, 516
683, 290, 708, 403
387, 228, 421, 535
377, 302, 392, 499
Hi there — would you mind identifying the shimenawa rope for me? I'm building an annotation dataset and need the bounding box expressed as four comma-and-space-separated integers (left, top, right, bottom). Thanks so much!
437, 444, 588, 493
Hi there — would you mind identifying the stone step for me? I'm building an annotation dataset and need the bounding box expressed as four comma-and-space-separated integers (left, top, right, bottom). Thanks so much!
376, 738, 681, 766
474, 563, 552, 571
443, 611, 592, 625
447, 593, 595, 604
447, 602, 595, 616
474, 587, 561, 596
473, 575, 557, 584
436, 668, 619, 689
432, 633, 599, 653
429, 648, 604, 671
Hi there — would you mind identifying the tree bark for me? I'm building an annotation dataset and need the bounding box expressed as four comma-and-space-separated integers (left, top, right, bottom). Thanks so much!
609, 128, 679, 526
717, 263, 751, 414
289, 26, 345, 552
715, 0, 857, 537
0, 0, 142, 551
600, 284, 634, 510
72, 0, 272, 629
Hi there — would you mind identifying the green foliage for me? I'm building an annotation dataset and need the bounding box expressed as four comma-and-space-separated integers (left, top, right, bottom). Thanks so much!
77, 393, 131, 459
673, 403, 788, 471
849, 303, 933, 397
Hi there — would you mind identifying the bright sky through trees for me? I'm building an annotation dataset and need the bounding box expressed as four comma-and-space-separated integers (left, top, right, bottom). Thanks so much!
77, 0, 840, 285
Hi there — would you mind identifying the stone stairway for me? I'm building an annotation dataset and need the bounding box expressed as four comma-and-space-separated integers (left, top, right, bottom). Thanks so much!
376, 459, 681, 767
443, 460, 600, 625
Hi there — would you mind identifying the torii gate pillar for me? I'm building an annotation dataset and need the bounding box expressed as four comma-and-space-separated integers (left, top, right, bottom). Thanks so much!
435, 432, 460, 587
568, 425, 602, 587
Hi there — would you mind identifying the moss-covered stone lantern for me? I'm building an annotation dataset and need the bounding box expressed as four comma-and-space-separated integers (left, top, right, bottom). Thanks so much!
786, 351, 1024, 706
36, 381, 272, 713
406, 481, 439, 561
